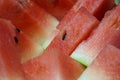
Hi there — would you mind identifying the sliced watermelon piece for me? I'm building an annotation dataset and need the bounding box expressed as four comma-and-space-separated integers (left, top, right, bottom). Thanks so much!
0, 17, 43, 62
22, 47, 85, 80
78, 45, 120, 80
32, 0, 77, 20
57, 0, 114, 30
15, 29, 43, 63
0, 19, 26, 80
47, 7, 99, 55
71, 4, 120, 66
0, 0, 59, 49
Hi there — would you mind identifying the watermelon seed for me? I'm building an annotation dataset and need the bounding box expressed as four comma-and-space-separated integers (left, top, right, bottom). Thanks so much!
62, 32, 67, 40
16, 28, 21, 33
14, 36, 18, 43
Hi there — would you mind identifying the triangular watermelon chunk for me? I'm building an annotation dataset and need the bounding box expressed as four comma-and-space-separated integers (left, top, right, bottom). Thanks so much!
47, 7, 99, 55
0, 19, 26, 80
22, 47, 85, 80
78, 45, 120, 80
71, 4, 120, 66
0, 17, 43, 62
0, 0, 59, 49
57, 0, 114, 30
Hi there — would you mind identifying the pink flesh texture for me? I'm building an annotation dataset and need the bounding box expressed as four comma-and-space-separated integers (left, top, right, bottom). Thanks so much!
71, 4, 120, 66
78, 45, 120, 80
47, 7, 99, 56
57, 0, 114, 30
1, 18, 42, 63
0, 1, 44, 61
0, 0, 59, 46
0, 19, 26, 80
15, 29, 43, 63
32, 0, 77, 20
22, 47, 85, 80
0, 18, 43, 79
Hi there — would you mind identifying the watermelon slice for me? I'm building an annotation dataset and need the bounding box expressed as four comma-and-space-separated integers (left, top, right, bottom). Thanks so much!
0, 17, 43, 63
47, 7, 99, 56
32, 0, 77, 20
57, 0, 114, 30
78, 45, 120, 80
15, 29, 43, 63
0, 0, 59, 49
0, 19, 26, 80
71, 4, 120, 66
22, 47, 85, 80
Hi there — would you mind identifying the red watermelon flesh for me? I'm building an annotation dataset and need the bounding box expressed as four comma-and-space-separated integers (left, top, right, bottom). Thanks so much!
0, 0, 59, 48
0, 17, 43, 66
78, 45, 120, 80
0, 19, 26, 80
47, 7, 99, 56
32, 0, 77, 20
80, 0, 114, 20
0, 54, 9, 80
71, 4, 120, 66
15, 29, 43, 63
57, 0, 114, 30
22, 47, 85, 80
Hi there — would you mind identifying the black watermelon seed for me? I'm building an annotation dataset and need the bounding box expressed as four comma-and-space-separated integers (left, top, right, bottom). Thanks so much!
14, 36, 18, 43
62, 32, 67, 40
16, 28, 21, 33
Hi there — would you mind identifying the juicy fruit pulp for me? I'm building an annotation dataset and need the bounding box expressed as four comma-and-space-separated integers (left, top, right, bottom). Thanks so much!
0, 17, 43, 64
0, 0, 59, 49
22, 48, 85, 80
78, 45, 120, 80
71, 4, 120, 66
0, 0, 120, 80
47, 7, 99, 56
15, 30, 43, 63
0, 19, 26, 80
57, 0, 114, 30
32, 0, 77, 20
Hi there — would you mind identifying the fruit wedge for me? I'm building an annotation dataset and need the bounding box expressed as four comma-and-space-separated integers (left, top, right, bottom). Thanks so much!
0, 18, 43, 63
71, 4, 120, 66
0, 19, 26, 80
47, 7, 99, 55
78, 45, 120, 80
22, 47, 85, 80
0, 0, 59, 49
15, 29, 43, 63
57, 0, 114, 30
32, 0, 77, 20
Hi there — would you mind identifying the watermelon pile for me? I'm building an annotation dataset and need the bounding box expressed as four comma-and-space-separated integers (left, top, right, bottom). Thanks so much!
0, 0, 120, 80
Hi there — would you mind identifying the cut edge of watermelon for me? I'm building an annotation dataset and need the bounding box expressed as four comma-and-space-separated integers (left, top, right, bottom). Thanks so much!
71, 52, 90, 66
41, 28, 60, 50
71, 4, 120, 66
77, 44, 120, 80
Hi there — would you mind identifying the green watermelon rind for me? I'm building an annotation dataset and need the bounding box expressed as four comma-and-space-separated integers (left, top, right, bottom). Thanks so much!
71, 52, 91, 66
115, 0, 120, 5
